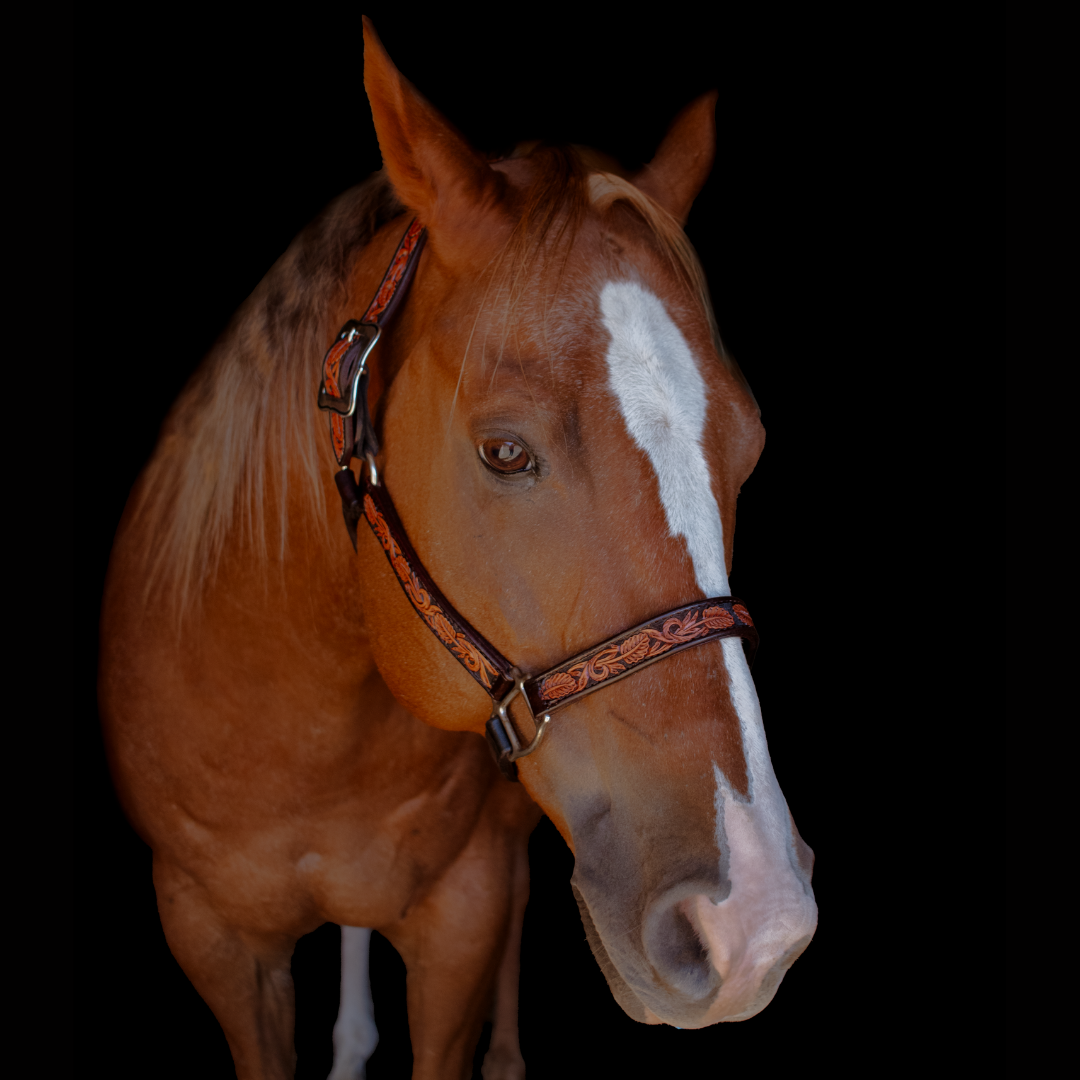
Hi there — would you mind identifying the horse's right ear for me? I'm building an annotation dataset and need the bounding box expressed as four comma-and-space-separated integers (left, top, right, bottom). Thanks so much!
363, 18, 499, 236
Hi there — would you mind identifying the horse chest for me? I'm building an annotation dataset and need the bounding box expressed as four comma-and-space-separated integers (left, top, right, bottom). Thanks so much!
296, 737, 498, 927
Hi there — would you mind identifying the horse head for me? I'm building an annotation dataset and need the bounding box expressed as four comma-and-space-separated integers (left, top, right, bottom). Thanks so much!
350, 20, 817, 1028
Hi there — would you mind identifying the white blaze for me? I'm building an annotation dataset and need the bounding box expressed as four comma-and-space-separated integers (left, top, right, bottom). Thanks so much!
601, 279, 817, 1022
600, 280, 730, 598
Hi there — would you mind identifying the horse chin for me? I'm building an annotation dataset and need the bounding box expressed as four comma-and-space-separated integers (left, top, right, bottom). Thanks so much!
573, 883, 721, 1027
572, 879, 817, 1029
571, 884, 650, 1024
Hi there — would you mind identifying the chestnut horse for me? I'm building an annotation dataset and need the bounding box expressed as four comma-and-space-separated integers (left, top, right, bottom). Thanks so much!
99, 20, 817, 1080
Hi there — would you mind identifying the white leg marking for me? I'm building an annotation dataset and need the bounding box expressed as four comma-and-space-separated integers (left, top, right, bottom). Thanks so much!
602, 280, 817, 1022
328, 926, 378, 1080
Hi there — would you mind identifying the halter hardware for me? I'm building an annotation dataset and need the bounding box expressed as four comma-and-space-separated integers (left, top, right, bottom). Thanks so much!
317, 322, 380, 417
485, 670, 552, 779
364, 451, 379, 488
321, 219, 759, 781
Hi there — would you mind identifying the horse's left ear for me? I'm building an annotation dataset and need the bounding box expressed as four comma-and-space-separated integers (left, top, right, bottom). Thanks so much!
632, 92, 718, 226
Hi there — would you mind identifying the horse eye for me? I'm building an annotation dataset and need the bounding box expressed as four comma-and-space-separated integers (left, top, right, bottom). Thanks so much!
478, 438, 533, 474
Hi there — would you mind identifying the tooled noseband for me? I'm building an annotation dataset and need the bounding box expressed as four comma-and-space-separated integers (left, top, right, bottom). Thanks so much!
319, 220, 759, 781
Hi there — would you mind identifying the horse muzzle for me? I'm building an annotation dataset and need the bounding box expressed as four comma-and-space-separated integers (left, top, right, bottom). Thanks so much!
571, 823, 818, 1029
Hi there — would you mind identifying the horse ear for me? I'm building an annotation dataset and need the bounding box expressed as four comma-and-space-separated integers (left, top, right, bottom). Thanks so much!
632, 92, 718, 226
362, 18, 498, 230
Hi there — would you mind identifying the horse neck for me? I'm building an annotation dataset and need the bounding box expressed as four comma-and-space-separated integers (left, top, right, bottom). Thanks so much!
105, 448, 377, 713
203, 462, 375, 680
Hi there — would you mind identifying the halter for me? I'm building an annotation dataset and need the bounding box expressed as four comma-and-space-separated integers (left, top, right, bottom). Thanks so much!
319, 220, 759, 781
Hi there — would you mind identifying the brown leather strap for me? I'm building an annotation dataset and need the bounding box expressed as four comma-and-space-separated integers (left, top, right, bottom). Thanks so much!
360, 218, 427, 326
319, 220, 427, 469
523, 599, 757, 716
357, 472, 517, 700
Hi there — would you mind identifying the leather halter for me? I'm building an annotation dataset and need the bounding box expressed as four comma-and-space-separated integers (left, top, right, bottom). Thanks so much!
319, 220, 759, 781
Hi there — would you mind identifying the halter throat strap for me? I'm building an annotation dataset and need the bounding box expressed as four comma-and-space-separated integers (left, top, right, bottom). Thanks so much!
320, 220, 759, 781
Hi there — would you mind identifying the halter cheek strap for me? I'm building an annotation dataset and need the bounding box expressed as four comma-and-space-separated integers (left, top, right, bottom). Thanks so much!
320, 220, 759, 781
318, 219, 427, 476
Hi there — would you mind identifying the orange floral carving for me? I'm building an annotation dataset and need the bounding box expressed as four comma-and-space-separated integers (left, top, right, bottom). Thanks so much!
619, 632, 650, 666
364, 220, 424, 323
363, 492, 498, 689
365, 496, 392, 548
540, 671, 578, 701
732, 604, 753, 626
650, 609, 710, 650
703, 606, 735, 629
538, 604, 747, 703
427, 610, 457, 646
323, 336, 350, 397
331, 414, 346, 460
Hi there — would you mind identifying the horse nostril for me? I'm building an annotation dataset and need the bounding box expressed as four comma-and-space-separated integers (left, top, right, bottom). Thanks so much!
642, 893, 720, 1001
670, 903, 709, 967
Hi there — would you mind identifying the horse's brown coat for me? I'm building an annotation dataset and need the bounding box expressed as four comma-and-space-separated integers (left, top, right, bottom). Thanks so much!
100, 19, 814, 1079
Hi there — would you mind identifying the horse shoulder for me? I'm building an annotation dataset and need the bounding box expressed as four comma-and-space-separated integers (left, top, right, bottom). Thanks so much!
100, 488, 499, 932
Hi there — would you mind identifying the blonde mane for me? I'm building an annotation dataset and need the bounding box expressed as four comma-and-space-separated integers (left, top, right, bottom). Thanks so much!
132, 148, 744, 617
130, 172, 403, 614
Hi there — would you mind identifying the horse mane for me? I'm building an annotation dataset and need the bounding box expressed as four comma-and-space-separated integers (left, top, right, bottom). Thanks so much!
130, 171, 404, 615
133, 147, 742, 618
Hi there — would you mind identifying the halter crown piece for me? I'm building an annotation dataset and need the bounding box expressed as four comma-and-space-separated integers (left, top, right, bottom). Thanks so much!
319, 220, 759, 781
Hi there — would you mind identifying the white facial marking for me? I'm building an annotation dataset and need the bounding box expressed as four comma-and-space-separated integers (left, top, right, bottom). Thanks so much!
600, 280, 729, 598
692, 734, 816, 1023
601, 279, 817, 1024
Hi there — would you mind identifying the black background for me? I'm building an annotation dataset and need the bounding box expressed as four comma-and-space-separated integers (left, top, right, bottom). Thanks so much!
76, 7, 990, 1077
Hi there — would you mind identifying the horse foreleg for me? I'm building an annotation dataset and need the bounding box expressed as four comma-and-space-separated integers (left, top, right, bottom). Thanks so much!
153, 858, 298, 1080
481, 837, 530, 1080
385, 818, 518, 1080
328, 927, 378, 1080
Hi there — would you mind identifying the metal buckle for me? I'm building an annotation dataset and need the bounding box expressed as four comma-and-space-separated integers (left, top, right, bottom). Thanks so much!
317, 322, 381, 417
491, 669, 550, 762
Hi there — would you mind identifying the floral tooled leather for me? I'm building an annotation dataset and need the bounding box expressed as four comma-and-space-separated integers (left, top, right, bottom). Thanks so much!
363, 493, 501, 689
322, 337, 351, 398
330, 414, 347, 461
732, 604, 753, 626
363, 219, 425, 323
322, 221, 426, 468
536, 601, 753, 704
323, 336, 355, 462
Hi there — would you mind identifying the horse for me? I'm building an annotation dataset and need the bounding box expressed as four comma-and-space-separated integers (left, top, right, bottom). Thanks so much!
98, 18, 818, 1079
